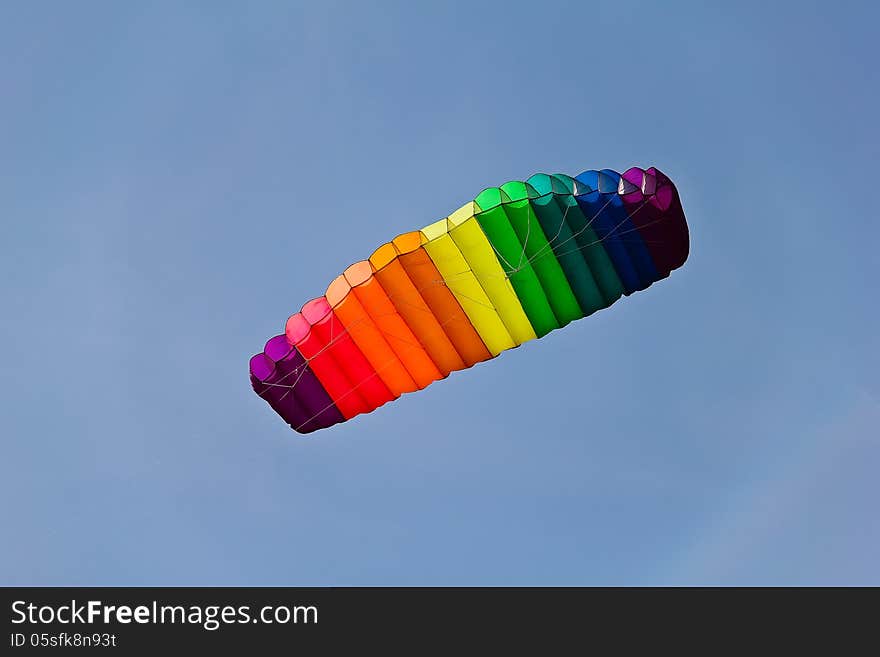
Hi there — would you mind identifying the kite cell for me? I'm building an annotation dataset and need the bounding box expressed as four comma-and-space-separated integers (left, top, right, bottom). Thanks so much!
250, 166, 689, 433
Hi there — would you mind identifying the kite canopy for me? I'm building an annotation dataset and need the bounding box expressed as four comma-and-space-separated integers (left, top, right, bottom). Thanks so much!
250, 166, 689, 433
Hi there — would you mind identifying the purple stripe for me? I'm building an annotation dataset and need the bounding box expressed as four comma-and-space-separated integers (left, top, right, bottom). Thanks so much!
251, 335, 344, 433
618, 167, 690, 277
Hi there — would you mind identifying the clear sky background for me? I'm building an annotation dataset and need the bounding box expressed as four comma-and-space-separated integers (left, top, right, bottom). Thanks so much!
2, 1, 877, 585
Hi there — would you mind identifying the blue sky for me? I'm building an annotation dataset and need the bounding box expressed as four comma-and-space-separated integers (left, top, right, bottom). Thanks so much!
2, 1, 877, 585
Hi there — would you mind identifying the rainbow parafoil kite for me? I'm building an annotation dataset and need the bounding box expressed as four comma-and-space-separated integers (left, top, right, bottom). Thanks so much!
250, 167, 689, 433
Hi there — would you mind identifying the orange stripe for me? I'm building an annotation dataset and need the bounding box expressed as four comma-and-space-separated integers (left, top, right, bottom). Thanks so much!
326, 275, 418, 397
344, 262, 442, 389
370, 243, 465, 377
392, 232, 492, 368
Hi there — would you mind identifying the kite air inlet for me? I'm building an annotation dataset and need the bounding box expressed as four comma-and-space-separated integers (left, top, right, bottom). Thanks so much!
250, 167, 690, 433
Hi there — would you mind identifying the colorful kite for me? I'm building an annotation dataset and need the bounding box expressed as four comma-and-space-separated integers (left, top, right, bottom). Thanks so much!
250, 167, 689, 433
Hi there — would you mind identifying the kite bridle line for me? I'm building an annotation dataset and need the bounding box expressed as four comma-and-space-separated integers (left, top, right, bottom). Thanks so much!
254, 182, 672, 431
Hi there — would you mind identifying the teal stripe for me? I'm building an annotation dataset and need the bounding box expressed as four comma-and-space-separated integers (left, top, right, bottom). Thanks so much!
550, 174, 625, 306
497, 181, 583, 326
526, 174, 606, 315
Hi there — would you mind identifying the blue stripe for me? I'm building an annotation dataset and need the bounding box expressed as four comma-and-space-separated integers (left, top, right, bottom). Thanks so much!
574, 170, 659, 294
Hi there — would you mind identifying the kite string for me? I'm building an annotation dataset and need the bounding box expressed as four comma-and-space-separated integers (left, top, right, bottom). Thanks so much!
259, 190, 669, 427
262, 193, 662, 394
273, 194, 658, 382
266, 211, 660, 403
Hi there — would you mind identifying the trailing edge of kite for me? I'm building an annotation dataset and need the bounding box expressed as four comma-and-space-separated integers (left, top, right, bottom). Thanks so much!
250, 166, 690, 433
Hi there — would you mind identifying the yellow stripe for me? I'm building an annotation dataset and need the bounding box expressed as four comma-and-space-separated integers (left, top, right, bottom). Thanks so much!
420, 218, 515, 356
445, 203, 536, 346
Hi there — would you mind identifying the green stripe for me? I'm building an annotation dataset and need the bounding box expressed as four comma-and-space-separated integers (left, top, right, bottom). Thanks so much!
474, 188, 558, 338
497, 181, 583, 326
